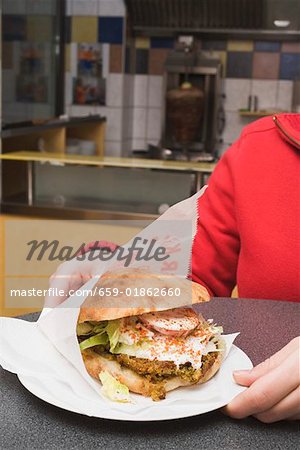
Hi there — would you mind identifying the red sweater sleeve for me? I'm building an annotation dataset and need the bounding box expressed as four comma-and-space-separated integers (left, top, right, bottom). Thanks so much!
192, 142, 240, 297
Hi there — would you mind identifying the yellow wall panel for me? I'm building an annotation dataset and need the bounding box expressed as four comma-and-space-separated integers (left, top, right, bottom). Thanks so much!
135, 37, 150, 49
71, 16, 98, 43
227, 40, 254, 52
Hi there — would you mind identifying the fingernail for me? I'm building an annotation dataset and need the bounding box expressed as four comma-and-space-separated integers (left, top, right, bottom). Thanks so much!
233, 370, 251, 376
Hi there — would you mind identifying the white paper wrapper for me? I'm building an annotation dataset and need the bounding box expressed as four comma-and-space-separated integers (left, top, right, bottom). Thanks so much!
0, 188, 253, 420
0, 315, 252, 420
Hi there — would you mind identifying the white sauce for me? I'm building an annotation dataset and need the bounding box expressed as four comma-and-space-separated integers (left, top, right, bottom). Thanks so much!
118, 323, 218, 369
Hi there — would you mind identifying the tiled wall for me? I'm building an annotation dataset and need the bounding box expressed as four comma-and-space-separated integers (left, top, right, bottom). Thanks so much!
204, 39, 299, 154
65, 0, 169, 156
16, 0, 298, 157
125, 38, 300, 80
126, 74, 163, 150
65, 0, 127, 157
122, 37, 300, 155
2, 0, 300, 158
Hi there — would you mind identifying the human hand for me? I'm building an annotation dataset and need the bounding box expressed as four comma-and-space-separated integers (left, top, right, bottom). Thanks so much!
224, 337, 300, 423
44, 258, 101, 307
44, 241, 118, 307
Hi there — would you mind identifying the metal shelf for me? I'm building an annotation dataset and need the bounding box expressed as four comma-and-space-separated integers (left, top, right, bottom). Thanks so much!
239, 110, 285, 118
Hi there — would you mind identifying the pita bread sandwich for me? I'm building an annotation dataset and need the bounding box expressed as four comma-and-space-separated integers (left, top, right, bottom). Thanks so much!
77, 269, 225, 402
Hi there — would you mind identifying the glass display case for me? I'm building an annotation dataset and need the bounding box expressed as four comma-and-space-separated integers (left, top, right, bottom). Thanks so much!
33, 164, 196, 216
0, 150, 215, 219
2, 0, 64, 127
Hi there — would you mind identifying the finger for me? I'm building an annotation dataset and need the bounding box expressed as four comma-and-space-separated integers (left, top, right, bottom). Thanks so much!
254, 387, 300, 423
44, 273, 73, 307
232, 370, 255, 387
225, 352, 299, 419
45, 271, 91, 307
44, 257, 101, 307
287, 413, 300, 421
233, 337, 300, 386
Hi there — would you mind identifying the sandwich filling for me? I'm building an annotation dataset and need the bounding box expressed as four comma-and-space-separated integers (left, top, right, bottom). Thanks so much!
77, 307, 224, 400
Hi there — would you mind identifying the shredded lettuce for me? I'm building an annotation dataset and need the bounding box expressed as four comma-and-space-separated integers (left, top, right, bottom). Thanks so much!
78, 319, 121, 352
209, 325, 223, 334
106, 319, 121, 353
78, 317, 223, 356
79, 333, 108, 351
116, 341, 150, 357
76, 322, 94, 336
205, 340, 223, 353
99, 371, 130, 403
93, 321, 108, 333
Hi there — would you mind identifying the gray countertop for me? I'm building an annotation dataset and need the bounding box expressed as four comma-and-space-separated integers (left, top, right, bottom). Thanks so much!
0, 298, 299, 450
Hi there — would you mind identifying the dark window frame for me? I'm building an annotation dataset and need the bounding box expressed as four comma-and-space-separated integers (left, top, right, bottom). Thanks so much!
1, 0, 66, 128
55, 0, 66, 118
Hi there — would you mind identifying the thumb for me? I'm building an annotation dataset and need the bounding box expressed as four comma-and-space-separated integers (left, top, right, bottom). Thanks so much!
232, 369, 253, 387
233, 357, 276, 386
233, 339, 298, 387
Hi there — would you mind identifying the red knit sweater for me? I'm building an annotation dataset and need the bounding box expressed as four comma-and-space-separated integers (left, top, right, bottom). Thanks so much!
192, 114, 300, 302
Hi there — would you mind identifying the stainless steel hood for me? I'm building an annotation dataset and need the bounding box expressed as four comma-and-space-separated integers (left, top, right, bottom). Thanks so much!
125, 0, 300, 40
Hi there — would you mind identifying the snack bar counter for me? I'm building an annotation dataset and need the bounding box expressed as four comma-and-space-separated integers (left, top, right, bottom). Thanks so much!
0, 151, 216, 219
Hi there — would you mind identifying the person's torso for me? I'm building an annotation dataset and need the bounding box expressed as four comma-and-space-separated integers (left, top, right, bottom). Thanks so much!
234, 116, 299, 301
